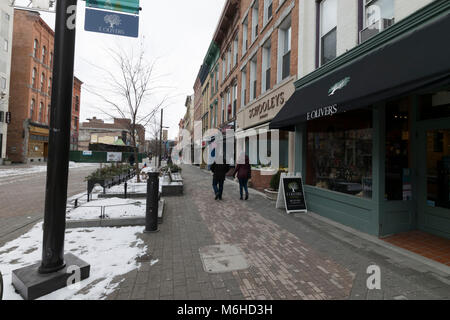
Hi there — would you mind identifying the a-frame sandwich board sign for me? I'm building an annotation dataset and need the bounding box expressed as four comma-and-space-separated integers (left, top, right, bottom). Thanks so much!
276, 172, 308, 214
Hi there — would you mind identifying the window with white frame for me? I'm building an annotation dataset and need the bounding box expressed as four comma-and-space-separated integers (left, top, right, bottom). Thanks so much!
48, 77, 52, 95
278, 16, 291, 82
263, 0, 273, 26
227, 46, 232, 75
364, 0, 395, 29
1, 77, 6, 89
250, 55, 257, 101
226, 89, 231, 121
221, 95, 225, 124
30, 99, 35, 118
222, 55, 226, 82
261, 38, 271, 94
3, 39, 8, 52
40, 73, 45, 91
242, 16, 248, 55
215, 66, 219, 92
32, 68, 36, 87
33, 39, 38, 58
233, 35, 238, 67
39, 102, 43, 123
251, 2, 259, 43
232, 83, 237, 118
42, 46, 46, 64
241, 67, 247, 107
320, 0, 337, 66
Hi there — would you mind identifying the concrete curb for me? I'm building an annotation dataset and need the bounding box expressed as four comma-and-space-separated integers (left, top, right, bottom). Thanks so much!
66, 199, 165, 229
305, 211, 450, 277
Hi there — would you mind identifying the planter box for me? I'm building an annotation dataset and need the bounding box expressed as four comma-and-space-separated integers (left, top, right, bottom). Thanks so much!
264, 188, 278, 201
250, 169, 277, 192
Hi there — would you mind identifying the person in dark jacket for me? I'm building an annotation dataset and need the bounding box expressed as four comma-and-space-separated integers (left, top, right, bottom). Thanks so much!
233, 154, 251, 200
210, 160, 230, 200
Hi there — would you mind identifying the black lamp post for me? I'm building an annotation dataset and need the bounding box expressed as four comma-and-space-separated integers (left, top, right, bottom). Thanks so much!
12, 0, 90, 300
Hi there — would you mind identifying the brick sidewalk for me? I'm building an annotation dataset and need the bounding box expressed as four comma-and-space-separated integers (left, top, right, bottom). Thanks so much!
107, 165, 450, 300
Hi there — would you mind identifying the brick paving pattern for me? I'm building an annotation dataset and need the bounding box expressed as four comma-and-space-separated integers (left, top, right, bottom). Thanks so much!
194, 189, 355, 300
107, 165, 450, 300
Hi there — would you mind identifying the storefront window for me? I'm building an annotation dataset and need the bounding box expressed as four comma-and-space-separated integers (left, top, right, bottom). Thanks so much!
385, 99, 411, 201
307, 109, 373, 198
419, 90, 450, 121
427, 129, 450, 210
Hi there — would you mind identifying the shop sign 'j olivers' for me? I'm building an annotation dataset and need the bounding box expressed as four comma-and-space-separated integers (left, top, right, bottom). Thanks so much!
10, 0, 140, 301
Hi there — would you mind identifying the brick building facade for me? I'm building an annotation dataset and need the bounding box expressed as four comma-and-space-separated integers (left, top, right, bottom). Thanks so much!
79, 117, 145, 153
7, 9, 82, 163
193, 0, 299, 180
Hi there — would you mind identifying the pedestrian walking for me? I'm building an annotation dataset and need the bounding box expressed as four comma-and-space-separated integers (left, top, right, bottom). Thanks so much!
210, 159, 230, 200
233, 154, 251, 200
128, 153, 135, 166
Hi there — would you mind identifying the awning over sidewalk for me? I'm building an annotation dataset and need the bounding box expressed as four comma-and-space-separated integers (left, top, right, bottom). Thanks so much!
270, 10, 450, 131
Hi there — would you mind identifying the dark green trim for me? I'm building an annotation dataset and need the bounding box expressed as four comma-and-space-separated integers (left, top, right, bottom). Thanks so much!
295, 0, 450, 90
203, 42, 220, 68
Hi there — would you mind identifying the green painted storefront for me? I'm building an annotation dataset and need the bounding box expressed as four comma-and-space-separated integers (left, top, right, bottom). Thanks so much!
279, 1, 450, 239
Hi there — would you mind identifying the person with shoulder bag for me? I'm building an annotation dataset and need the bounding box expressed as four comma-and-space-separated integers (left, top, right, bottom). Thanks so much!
233, 153, 251, 200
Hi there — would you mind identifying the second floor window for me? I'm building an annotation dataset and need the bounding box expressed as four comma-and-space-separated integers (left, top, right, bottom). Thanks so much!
30, 99, 35, 118
41, 73, 45, 91
241, 67, 247, 108
250, 55, 257, 101
232, 84, 237, 118
278, 16, 292, 82
32, 68, 37, 87
39, 102, 43, 123
319, 0, 337, 66
262, 39, 271, 93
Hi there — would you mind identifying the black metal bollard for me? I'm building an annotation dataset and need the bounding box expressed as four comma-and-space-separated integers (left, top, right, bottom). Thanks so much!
145, 171, 159, 233
124, 182, 128, 199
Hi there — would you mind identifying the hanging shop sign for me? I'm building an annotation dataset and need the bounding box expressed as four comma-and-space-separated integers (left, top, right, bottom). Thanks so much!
84, 8, 139, 38
276, 173, 307, 214
242, 77, 296, 130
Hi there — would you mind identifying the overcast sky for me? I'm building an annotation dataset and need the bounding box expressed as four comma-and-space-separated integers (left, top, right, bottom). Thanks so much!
27, 0, 226, 140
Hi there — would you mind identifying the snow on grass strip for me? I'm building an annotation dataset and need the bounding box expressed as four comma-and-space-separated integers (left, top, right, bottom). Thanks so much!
0, 222, 147, 300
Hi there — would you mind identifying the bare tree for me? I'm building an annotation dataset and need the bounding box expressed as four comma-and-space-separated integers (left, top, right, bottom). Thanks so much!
85, 44, 171, 182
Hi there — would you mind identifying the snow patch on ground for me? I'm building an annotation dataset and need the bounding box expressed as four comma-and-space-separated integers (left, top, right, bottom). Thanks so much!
67, 198, 146, 220
0, 162, 98, 178
105, 176, 164, 194
0, 222, 147, 300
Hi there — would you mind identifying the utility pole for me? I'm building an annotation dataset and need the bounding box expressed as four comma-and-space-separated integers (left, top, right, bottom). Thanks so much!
39, 0, 78, 274
12, 0, 90, 300
159, 108, 163, 168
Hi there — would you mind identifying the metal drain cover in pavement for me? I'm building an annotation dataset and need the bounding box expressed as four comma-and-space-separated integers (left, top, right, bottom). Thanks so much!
199, 244, 248, 273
